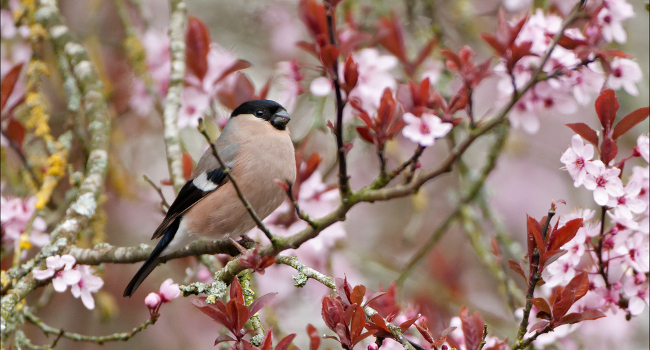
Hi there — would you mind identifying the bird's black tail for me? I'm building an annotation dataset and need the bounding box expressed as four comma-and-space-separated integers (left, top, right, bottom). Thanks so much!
123, 218, 180, 297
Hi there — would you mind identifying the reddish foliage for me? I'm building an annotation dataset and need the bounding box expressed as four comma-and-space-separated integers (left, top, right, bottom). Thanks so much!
217, 72, 256, 110
306, 324, 321, 350
1, 63, 23, 114
526, 214, 583, 273
5, 119, 25, 147
595, 89, 618, 136
459, 306, 485, 350
480, 10, 534, 74
342, 55, 359, 94
351, 88, 405, 148
414, 319, 456, 347
185, 17, 211, 81
321, 295, 376, 349
565, 123, 599, 147
508, 259, 527, 283
440, 46, 491, 91
239, 246, 276, 275
612, 107, 649, 140
377, 13, 437, 76
192, 279, 277, 348
367, 282, 399, 318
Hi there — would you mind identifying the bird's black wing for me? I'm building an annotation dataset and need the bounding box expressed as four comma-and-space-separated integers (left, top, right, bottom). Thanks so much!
150, 167, 229, 240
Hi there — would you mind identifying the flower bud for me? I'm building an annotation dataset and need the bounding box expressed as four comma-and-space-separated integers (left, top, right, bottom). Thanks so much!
159, 278, 181, 302
145, 292, 162, 310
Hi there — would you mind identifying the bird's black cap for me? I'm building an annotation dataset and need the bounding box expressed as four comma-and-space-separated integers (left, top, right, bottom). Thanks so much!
231, 100, 290, 130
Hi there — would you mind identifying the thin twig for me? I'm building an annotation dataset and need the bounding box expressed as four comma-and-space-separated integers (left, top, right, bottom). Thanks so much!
143, 174, 170, 212
24, 308, 158, 344
197, 119, 275, 243
477, 324, 489, 350
284, 181, 317, 228
0, 130, 42, 187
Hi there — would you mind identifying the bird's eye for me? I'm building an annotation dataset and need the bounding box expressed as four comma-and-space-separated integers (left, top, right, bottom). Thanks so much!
255, 109, 264, 117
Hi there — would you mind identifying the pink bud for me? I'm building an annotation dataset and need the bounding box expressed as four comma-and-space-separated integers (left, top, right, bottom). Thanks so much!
197, 266, 213, 283
368, 343, 378, 350
145, 292, 162, 309
159, 278, 181, 302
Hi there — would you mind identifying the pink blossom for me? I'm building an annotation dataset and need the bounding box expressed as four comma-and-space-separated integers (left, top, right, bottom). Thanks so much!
607, 58, 642, 96
516, 10, 563, 55
145, 292, 162, 310
607, 209, 639, 230
583, 161, 625, 206
629, 166, 649, 213
33, 255, 81, 292
597, 0, 634, 44
309, 76, 332, 97
615, 232, 649, 273
607, 181, 647, 219
543, 258, 577, 287
273, 60, 304, 113
636, 134, 649, 163
342, 48, 398, 120
159, 278, 181, 302
561, 135, 595, 187
70, 265, 104, 310
402, 112, 453, 147
1, 196, 49, 249
623, 273, 648, 316
566, 64, 605, 106
129, 29, 171, 116
197, 265, 213, 283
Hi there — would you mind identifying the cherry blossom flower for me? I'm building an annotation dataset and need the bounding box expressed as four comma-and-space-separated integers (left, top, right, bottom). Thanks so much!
309, 76, 332, 97
543, 258, 577, 288
623, 273, 649, 316
561, 135, 595, 187
273, 60, 304, 113
129, 29, 171, 116
566, 64, 605, 106
343, 48, 398, 119
159, 278, 181, 302
615, 232, 649, 273
402, 112, 453, 147
583, 161, 625, 206
607, 181, 647, 219
636, 134, 649, 163
33, 255, 81, 292
70, 265, 104, 310
607, 58, 642, 96
1, 195, 50, 249
597, 0, 634, 44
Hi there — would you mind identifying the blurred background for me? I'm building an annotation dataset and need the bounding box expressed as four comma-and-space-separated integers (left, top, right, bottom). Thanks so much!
1, 0, 648, 349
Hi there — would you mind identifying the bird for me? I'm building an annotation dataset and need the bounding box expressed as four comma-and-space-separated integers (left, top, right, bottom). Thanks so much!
123, 99, 296, 297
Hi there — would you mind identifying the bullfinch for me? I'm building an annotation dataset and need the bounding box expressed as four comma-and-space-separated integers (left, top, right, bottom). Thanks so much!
123, 100, 296, 297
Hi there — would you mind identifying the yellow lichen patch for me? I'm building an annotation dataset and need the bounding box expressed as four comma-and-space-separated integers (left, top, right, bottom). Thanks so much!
28, 23, 47, 41
45, 153, 66, 177
18, 232, 33, 251
35, 176, 57, 210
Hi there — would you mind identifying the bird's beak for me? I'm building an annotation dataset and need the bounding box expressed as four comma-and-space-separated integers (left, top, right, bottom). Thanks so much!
271, 109, 291, 129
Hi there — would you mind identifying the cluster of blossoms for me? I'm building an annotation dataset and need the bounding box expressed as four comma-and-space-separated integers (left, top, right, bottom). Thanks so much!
33, 255, 104, 310
1, 194, 49, 254
144, 278, 181, 315
494, 1, 641, 134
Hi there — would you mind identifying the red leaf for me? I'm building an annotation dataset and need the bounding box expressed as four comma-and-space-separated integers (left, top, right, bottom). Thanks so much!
185, 17, 211, 81
1, 63, 23, 113
556, 310, 604, 326
479, 33, 505, 56
298, 0, 328, 43
413, 37, 438, 70
377, 15, 407, 63
459, 306, 484, 350
182, 152, 193, 180
528, 298, 552, 316
565, 123, 599, 147
490, 237, 502, 263
362, 292, 386, 307
214, 334, 236, 346
538, 250, 567, 270
216, 72, 255, 110
260, 327, 274, 350
355, 126, 375, 144
527, 214, 545, 256
552, 272, 589, 322
214, 59, 252, 85
399, 315, 420, 333
600, 136, 618, 165
508, 259, 527, 282
343, 55, 359, 94
275, 333, 297, 350
192, 297, 230, 326
230, 278, 245, 305
350, 285, 366, 305
319, 45, 340, 68
547, 218, 583, 252
350, 306, 365, 342
528, 320, 549, 332
415, 321, 435, 344
595, 89, 619, 135
612, 106, 649, 140
6, 119, 25, 147
248, 292, 277, 316
306, 324, 321, 350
